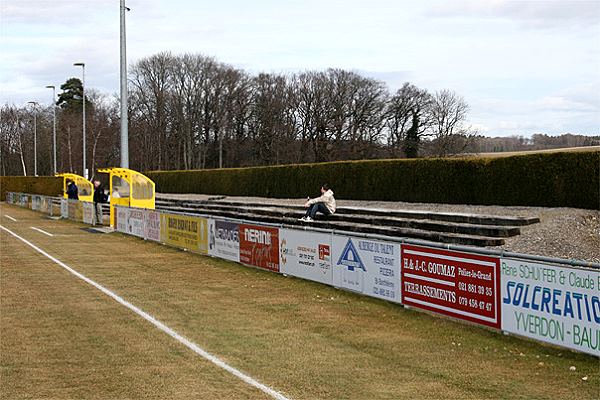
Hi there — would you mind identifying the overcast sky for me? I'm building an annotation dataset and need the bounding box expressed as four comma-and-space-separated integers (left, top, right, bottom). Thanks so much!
1, 0, 599, 137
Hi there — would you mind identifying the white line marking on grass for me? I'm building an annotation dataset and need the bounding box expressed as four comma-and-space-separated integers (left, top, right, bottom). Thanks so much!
31, 227, 54, 237
0, 224, 290, 400
4, 215, 17, 222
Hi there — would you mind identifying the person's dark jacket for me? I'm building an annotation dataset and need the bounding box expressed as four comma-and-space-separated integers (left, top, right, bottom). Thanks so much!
93, 184, 108, 203
66, 183, 79, 200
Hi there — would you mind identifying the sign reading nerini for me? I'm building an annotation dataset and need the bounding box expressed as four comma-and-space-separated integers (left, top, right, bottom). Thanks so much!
239, 224, 279, 272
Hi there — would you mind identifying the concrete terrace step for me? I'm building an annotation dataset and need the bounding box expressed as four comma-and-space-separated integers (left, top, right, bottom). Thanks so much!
155, 201, 521, 238
155, 198, 539, 227
155, 204, 506, 247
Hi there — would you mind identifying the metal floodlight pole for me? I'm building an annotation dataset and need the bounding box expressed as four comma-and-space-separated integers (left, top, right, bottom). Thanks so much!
27, 101, 39, 176
74, 62, 86, 178
120, 0, 130, 169
45, 85, 57, 174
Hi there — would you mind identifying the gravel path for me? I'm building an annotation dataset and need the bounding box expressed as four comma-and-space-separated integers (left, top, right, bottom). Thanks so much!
158, 193, 600, 263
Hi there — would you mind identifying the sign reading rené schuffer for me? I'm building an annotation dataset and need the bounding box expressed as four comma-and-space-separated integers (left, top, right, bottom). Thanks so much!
239, 224, 279, 272
401, 244, 501, 329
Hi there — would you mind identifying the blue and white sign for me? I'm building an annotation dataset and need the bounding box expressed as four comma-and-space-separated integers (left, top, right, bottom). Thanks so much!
501, 259, 600, 356
209, 219, 240, 262
332, 235, 401, 303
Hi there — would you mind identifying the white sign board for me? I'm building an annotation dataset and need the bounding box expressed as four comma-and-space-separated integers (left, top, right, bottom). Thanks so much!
116, 207, 128, 233
32, 195, 41, 211
280, 229, 333, 285
83, 202, 94, 224
43, 197, 52, 215
501, 259, 600, 356
208, 219, 240, 262
126, 208, 146, 238
332, 235, 401, 303
61, 199, 68, 218
144, 210, 161, 242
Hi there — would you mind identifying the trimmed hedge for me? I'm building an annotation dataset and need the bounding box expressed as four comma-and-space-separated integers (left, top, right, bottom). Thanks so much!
146, 151, 600, 209
0, 176, 63, 201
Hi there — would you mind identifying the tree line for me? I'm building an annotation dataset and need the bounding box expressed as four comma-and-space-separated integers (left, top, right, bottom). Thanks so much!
1, 52, 596, 176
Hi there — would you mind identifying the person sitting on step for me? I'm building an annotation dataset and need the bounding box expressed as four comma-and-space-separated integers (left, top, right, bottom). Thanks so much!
300, 183, 336, 222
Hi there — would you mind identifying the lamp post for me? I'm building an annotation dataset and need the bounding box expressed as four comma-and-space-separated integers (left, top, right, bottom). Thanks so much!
73, 62, 86, 178
45, 85, 57, 175
120, 0, 130, 168
27, 101, 39, 176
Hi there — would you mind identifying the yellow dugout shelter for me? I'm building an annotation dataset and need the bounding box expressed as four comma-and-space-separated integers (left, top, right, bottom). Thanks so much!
98, 168, 155, 227
56, 173, 93, 202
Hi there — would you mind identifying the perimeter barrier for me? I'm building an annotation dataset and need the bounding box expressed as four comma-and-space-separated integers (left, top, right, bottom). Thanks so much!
6, 192, 599, 357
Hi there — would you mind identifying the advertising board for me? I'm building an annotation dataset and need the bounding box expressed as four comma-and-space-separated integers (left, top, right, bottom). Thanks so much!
61, 199, 68, 218
126, 208, 145, 238
280, 229, 333, 285
209, 219, 240, 262
6, 192, 13, 204
42, 197, 52, 215
20, 194, 28, 208
239, 224, 279, 272
332, 236, 401, 303
31, 196, 41, 211
67, 200, 82, 221
144, 210, 161, 242
401, 244, 501, 329
161, 213, 208, 254
501, 259, 599, 356
83, 202, 94, 224
116, 206, 128, 233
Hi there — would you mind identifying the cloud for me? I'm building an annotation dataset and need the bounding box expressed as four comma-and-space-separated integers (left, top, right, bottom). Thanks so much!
354, 70, 413, 91
0, 0, 159, 26
0, 0, 112, 25
534, 96, 596, 112
428, 0, 600, 29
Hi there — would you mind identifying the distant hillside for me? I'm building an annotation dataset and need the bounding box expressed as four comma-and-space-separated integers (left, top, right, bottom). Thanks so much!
469, 145, 600, 158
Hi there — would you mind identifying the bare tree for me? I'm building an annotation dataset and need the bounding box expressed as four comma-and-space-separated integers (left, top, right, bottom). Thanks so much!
386, 83, 432, 158
428, 90, 476, 157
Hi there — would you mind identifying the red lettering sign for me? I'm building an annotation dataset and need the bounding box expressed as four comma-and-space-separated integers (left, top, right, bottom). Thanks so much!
401, 244, 501, 329
319, 244, 330, 260
239, 224, 280, 272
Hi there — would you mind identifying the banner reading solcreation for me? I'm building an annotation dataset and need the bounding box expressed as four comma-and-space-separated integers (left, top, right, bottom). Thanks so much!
161, 213, 209, 254
401, 245, 501, 329
501, 259, 599, 356
332, 236, 401, 303
239, 224, 279, 272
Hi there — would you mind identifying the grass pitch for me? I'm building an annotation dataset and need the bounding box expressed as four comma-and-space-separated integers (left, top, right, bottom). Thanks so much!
1, 204, 598, 399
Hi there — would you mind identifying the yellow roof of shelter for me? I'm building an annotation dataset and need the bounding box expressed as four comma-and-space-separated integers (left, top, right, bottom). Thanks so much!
98, 168, 156, 227
55, 172, 93, 201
